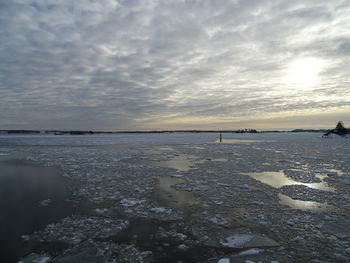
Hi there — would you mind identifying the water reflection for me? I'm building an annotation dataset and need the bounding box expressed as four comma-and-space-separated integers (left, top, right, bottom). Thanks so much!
278, 194, 346, 214
315, 168, 344, 176
214, 139, 265, 144
149, 154, 205, 172
209, 158, 228, 162
188, 146, 205, 150
243, 170, 335, 192
144, 146, 174, 155
0, 158, 77, 262
155, 176, 199, 210
242, 170, 347, 213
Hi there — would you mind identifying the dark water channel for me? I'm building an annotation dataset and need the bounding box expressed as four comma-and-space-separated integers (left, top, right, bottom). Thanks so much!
110, 218, 242, 263
0, 156, 80, 262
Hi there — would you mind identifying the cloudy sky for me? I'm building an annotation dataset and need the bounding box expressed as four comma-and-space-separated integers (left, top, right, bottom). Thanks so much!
1, 0, 350, 131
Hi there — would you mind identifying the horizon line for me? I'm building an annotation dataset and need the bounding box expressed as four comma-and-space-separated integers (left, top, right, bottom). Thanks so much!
0, 128, 331, 133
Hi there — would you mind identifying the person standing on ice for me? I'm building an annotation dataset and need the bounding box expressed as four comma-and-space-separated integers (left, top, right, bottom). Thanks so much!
219, 133, 222, 143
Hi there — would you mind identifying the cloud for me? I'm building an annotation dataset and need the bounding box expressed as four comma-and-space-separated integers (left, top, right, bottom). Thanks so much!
0, 0, 349, 130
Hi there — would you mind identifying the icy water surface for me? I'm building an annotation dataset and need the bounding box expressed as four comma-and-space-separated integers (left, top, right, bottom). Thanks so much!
155, 176, 200, 210
214, 138, 266, 144
148, 153, 205, 172
278, 194, 348, 214
0, 156, 76, 262
0, 154, 109, 262
243, 168, 343, 213
1, 133, 350, 262
244, 170, 336, 192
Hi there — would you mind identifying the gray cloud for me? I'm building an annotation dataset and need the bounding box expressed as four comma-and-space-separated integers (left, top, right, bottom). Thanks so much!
0, 0, 349, 130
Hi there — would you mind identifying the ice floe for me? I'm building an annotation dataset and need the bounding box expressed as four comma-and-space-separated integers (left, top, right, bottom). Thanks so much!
220, 234, 278, 248
1, 132, 349, 262
120, 199, 146, 207
30, 215, 129, 245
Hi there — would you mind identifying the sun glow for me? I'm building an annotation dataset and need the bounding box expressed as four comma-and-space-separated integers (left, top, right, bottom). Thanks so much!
285, 58, 325, 89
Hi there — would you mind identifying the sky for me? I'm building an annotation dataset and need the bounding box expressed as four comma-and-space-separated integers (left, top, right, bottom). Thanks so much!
1, 0, 350, 131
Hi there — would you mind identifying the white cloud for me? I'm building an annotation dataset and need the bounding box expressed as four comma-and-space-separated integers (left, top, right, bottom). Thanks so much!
0, 0, 349, 130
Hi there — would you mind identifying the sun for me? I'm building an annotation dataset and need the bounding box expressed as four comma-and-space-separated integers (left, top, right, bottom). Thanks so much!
285, 58, 325, 90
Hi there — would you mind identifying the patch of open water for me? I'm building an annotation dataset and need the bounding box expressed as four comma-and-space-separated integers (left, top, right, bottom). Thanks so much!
214, 138, 267, 144
278, 194, 348, 214
144, 146, 175, 155
243, 170, 335, 192
148, 154, 205, 172
209, 158, 228, 162
241, 170, 349, 213
0, 156, 95, 262
155, 176, 200, 210
111, 218, 243, 263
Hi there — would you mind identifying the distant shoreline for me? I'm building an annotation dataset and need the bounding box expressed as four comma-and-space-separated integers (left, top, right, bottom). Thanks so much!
0, 129, 328, 135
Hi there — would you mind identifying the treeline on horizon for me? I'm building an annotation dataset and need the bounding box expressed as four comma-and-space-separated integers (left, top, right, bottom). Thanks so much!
0, 122, 348, 135
323, 121, 350, 136
0, 128, 328, 135
0, 129, 259, 135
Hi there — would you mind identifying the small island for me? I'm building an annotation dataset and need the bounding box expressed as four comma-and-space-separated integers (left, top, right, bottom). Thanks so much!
323, 121, 350, 137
